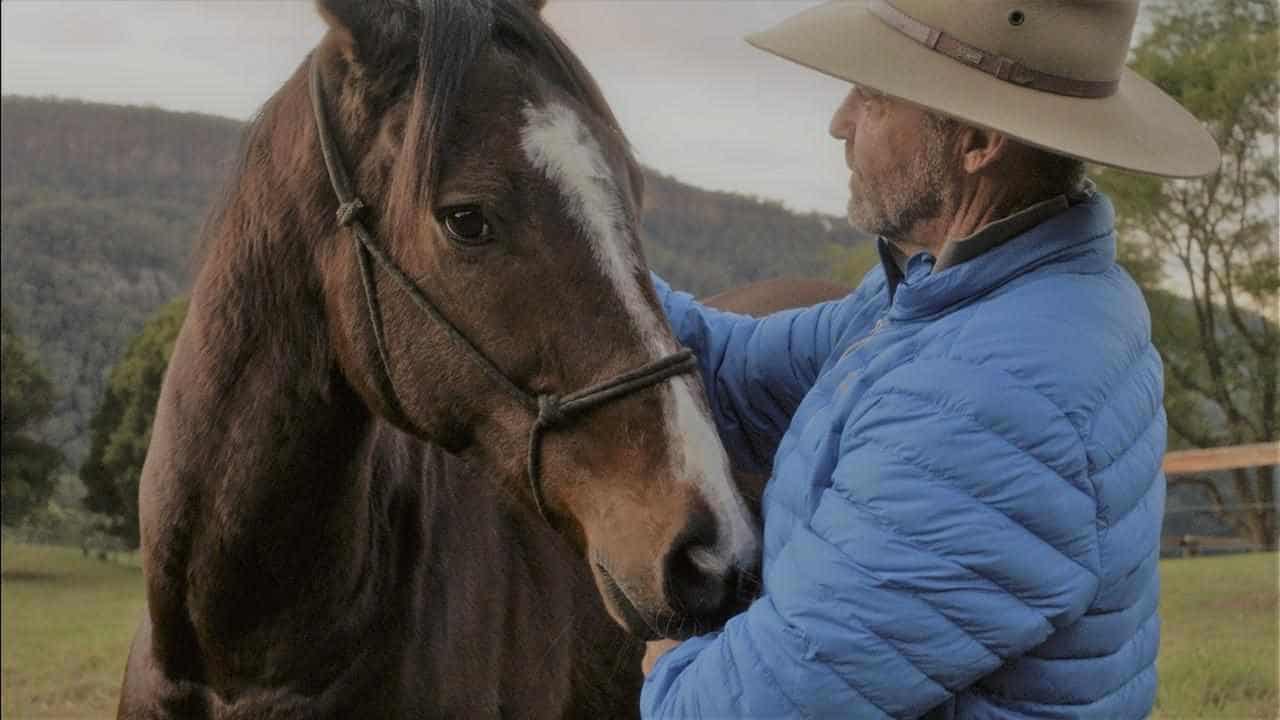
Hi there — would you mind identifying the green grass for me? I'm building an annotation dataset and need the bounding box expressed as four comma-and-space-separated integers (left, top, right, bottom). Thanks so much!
1153, 552, 1279, 719
2, 543, 144, 719
1, 542, 1276, 719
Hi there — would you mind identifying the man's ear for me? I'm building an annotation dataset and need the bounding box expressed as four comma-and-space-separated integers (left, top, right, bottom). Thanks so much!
956, 126, 1010, 176
316, 0, 420, 66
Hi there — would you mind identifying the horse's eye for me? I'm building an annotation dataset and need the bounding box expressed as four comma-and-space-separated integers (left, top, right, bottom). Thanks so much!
440, 207, 493, 245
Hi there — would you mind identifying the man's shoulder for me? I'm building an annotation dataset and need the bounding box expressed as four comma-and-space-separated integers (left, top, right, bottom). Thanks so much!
970, 257, 1148, 349
935, 261, 1157, 432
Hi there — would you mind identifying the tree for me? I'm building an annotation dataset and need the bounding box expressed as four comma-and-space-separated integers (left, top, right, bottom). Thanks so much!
82, 297, 188, 548
825, 239, 881, 288
1, 305, 64, 525
1097, 0, 1278, 547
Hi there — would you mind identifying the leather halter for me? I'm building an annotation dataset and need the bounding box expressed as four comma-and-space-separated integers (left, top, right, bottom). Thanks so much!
307, 56, 698, 524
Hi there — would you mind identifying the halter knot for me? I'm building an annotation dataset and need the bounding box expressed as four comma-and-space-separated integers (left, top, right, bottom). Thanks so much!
536, 394, 567, 429
337, 198, 366, 227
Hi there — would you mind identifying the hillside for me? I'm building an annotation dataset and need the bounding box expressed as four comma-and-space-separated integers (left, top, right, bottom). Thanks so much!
641, 172, 866, 294
1, 97, 245, 463
0, 95, 866, 464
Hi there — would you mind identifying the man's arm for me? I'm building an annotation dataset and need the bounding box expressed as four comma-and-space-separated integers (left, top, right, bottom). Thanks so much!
653, 273, 854, 475
642, 355, 1102, 718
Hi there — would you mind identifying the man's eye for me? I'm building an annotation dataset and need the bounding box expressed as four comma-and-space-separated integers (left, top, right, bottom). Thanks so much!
441, 207, 493, 245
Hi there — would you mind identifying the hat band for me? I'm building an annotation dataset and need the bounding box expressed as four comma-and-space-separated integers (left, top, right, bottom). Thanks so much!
868, 0, 1119, 99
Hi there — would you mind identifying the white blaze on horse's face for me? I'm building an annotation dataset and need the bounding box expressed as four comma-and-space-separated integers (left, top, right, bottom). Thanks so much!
520, 101, 759, 574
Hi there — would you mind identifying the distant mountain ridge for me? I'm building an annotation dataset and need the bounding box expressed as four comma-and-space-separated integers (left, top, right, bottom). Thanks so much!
1, 95, 866, 464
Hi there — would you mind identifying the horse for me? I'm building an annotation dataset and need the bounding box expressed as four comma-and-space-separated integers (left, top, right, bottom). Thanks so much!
703, 276, 852, 317
116, 1, 771, 716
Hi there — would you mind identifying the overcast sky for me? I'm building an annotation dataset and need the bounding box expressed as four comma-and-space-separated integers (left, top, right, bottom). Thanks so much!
1, 1, 859, 216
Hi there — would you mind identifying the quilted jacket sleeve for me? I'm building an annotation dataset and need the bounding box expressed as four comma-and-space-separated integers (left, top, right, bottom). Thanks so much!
642, 356, 1102, 719
653, 274, 852, 475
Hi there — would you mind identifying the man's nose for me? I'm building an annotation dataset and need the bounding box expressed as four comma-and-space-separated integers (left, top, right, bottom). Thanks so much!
829, 88, 860, 140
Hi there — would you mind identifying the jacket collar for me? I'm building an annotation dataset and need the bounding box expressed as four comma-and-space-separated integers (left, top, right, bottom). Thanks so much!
875, 190, 1116, 320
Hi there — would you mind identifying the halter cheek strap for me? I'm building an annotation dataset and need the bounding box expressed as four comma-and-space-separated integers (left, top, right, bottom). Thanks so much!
308, 55, 697, 525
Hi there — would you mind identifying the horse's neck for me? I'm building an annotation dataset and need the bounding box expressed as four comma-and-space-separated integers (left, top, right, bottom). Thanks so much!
142, 274, 638, 712
142, 262, 406, 671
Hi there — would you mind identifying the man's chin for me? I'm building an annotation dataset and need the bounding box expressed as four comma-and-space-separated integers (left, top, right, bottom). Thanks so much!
846, 202, 881, 238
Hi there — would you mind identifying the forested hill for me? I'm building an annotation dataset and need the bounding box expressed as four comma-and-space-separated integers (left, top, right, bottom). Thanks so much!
2, 97, 243, 464
641, 171, 867, 294
1, 95, 865, 464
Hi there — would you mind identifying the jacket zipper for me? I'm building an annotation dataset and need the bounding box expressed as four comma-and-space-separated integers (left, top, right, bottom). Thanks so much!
838, 316, 889, 364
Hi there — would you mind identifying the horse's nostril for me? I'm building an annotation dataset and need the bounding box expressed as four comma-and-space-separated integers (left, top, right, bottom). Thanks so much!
663, 538, 735, 621
686, 544, 723, 577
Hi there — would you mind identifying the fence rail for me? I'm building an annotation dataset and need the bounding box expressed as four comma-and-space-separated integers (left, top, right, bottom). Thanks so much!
1167, 532, 1264, 556
1163, 442, 1279, 475
1161, 443, 1276, 557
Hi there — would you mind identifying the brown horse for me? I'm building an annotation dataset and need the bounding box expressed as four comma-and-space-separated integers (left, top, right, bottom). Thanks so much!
704, 276, 852, 317
117, 1, 770, 717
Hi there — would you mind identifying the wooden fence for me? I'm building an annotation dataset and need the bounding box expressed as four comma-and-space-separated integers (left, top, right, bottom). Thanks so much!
1161, 442, 1278, 557
1162, 442, 1280, 475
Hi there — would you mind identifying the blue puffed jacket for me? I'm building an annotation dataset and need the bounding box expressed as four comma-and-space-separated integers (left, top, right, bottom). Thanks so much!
643, 191, 1165, 719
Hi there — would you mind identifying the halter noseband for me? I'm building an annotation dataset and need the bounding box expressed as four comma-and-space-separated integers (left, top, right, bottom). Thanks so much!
307, 56, 698, 525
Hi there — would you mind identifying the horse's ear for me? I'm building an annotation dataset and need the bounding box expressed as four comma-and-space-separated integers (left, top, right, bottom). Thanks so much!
525, 0, 549, 12
315, 0, 419, 66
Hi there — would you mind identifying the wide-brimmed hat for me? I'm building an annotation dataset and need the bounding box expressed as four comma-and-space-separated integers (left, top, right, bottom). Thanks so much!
746, 0, 1220, 178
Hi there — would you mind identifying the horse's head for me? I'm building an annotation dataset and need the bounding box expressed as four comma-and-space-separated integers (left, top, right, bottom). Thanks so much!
310, 0, 759, 638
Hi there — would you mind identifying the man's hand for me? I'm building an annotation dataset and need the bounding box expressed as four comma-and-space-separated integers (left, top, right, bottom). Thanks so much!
643, 639, 681, 676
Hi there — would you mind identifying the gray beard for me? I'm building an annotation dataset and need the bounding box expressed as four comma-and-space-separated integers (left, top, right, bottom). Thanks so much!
848, 184, 943, 240
846, 128, 954, 240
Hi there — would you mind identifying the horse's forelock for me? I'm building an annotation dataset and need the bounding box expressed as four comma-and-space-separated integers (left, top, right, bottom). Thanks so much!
387, 1, 492, 222
388, 0, 638, 236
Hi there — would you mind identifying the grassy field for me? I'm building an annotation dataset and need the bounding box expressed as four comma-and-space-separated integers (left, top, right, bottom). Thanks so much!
1153, 552, 1279, 719
2, 542, 1277, 719
1, 543, 144, 720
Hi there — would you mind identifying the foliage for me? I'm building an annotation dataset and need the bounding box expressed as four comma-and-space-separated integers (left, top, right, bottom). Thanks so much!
81, 298, 188, 549
1, 305, 64, 525
9, 496, 123, 553
824, 237, 882, 288
0, 97, 238, 466
640, 172, 871, 296
1097, 0, 1279, 547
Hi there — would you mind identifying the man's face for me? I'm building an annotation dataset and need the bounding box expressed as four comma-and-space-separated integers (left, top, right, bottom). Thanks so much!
829, 86, 955, 239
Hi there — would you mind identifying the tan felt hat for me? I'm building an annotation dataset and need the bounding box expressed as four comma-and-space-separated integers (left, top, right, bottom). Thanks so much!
746, 0, 1221, 178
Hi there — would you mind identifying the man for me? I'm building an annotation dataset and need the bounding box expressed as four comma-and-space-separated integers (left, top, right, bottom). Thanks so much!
640, 1, 1219, 718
